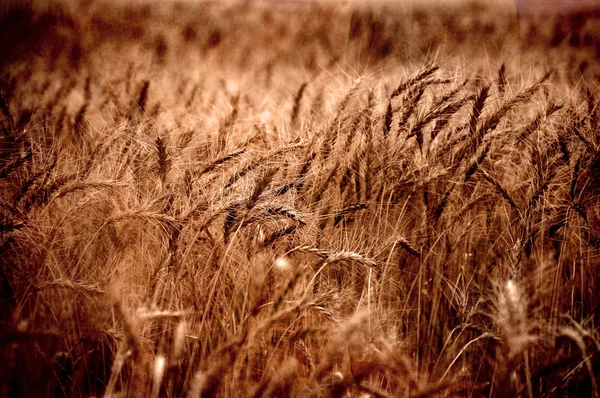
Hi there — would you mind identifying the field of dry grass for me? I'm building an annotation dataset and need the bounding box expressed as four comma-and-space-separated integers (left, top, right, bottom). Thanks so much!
1, 1, 600, 397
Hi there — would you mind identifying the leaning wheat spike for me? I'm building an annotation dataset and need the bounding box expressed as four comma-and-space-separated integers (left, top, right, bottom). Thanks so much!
364, 89, 375, 146
526, 169, 555, 214
569, 113, 595, 153
23, 173, 73, 210
481, 72, 550, 135
289, 245, 331, 259
292, 245, 376, 268
464, 142, 491, 183
343, 91, 373, 153
343, 112, 363, 153
436, 78, 469, 106
311, 161, 340, 204
452, 195, 486, 223
317, 205, 331, 242
383, 100, 394, 139
295, 149, 316, 195
353, 154, 362, 202
225, 143, 303, 190
545, 102, 563, 118
324, 250, 377, 269
333, 203, 367, 227
12, 165, 53, 205
515, 111, 544, 144
167, 224, 181, 269
557, 133, 570, 163
273, 180, 296, 197
199, 148, 245, 177
184, 168, 194, 197
224, 160, 260, 191
223, 205, 238, 245
319, 125, 337, 162
291, 82, 308, 126
454, 87, 489, 161
179, 203, 224, 228
36, 278, 105, 295
321, 78, 363, 158
570, 157, 581, 201
219, 93, 240, 152
339, 165, 353, 195
397, 86, 425, 136
393, 236, 421, 257
469, 83, 490, 137
429, 111, 456, 142
480, 169, 520, 211
335, 77, 364, 116
390, 64, 439, 98
79, 139, 105, 180
44, 180, 126, 209
364, 156, 373, 201
266, 206, 307, 225
415, 94, 473, 135
419, 77, 453, 87
436, 127, 470, 161
247, 167, 277, 210
178, 127, 196, 151
430, 180, 457, 222
293, 338, 314, 373
156, 135, 170, 186
0, 148, 32, 180
260, 225, 298, 248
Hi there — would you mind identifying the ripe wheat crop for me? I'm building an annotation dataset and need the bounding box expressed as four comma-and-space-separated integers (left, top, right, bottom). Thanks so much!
1, 0, 599, 397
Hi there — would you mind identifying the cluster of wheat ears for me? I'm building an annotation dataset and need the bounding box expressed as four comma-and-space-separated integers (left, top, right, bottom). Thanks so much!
0, 0, 599, 397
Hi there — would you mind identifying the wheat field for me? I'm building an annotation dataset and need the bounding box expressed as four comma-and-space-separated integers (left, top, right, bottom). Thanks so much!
0, 1, 599, 397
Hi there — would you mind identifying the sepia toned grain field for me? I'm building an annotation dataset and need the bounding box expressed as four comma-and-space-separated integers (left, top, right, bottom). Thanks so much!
0, 1, 599, 396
